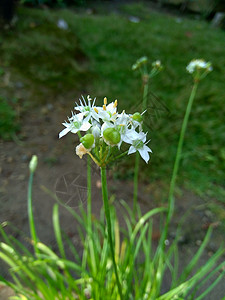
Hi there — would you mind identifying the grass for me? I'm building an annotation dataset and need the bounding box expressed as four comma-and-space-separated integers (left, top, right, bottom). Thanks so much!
0, 8, 90, 94
0, 96, 20, 140
0, 3, 224, 206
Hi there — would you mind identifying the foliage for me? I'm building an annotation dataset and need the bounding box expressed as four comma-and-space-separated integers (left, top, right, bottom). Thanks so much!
1, 183, 224, 299
0, 9, 90, 93
0, 96, 19, 140
20, 0, 86, 7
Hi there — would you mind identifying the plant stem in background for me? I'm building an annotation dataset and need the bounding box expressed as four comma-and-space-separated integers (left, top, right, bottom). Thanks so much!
133, 79, 149, 217
162, 81, 199, 244
101, 167, 123, 300
142, 76, 149, 112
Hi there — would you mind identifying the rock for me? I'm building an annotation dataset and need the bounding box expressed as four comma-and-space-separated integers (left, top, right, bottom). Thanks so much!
47, 103, 53, 111
0, 285, 14, 299
21, 154, 29, 162
211, 12, 225, 28
18, 174, 25, 181
196, 240, 202, 246
57, 19, 68, 30
6, 156, 13, 163
15, 81, 24, 89
129, 16, 140, 23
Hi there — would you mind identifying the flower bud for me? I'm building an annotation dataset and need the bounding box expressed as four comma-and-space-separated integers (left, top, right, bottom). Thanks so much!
132, 56, 148, 71
132, 112, 143, 123
29, 155, 38, 173
92, 125, 101, 139
103, 128, 121, 146
152, 60, 162, 70
80, 134, 94, 150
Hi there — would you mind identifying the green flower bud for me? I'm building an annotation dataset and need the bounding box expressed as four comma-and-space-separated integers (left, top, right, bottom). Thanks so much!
132, 112, 143, 123
80, 134, 94, 149
29, 155, 38, 173
103, 128, 121, 146
132, 56, 148, 71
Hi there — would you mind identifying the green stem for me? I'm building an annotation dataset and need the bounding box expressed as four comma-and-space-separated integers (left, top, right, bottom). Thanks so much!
142, 81, 149, 112
27, 171, 38, 254
133, 152, 140, 217
100, 167, 123, 300
87, 155, 92, 231
163, 81, 199, 244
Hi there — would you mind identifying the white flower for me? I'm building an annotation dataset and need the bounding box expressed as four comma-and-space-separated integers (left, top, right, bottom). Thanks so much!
59, 95, 152, 165
127, 132, 152, 163
59, 112, 91, 138
75, 95, 100, 123
98, 98, 118, 123
186, 59, 212, 74
152, 60, 162, 69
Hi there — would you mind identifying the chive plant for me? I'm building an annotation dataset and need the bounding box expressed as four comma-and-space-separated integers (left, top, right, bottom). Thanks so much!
0, 60, 224, 300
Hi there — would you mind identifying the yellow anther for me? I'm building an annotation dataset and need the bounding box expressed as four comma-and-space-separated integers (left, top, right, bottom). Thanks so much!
112, 112, 116, 116
113, 100, 118, 108
103, 104, 106, 111
94, 107, 98, 113
104, 97, 107, 105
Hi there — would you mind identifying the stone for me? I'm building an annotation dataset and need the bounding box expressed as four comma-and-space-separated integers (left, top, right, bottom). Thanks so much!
211, 12, 225, 28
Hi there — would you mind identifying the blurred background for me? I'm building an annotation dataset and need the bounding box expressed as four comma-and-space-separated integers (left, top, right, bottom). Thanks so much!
0, 0, 225, 286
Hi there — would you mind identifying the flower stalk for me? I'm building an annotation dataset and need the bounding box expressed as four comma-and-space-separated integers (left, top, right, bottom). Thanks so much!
100, 167, 123, 300
87, 155, 92, 231
161, 81, 199, 247
132, 57, 162, 217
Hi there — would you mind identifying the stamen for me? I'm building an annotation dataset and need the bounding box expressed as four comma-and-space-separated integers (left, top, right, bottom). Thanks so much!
112, 112, 116, 116
113, 100, 118, 108
103, 104, 106, 111
94, 107, 98, 113
104, 97, 107, 105
81, 95, 87, 106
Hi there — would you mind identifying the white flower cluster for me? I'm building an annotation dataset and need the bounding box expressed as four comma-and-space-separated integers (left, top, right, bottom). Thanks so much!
186, 59, 212, 74
59, 96, 152, 164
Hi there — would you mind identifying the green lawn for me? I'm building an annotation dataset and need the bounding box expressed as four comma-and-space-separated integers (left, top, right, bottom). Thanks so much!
1, 3, 224, 209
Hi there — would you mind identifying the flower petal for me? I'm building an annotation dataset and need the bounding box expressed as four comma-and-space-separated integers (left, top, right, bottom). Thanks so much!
59, 127, 71, 138
143, 144, 152, 153
128, 145, 137, 155
80, 122, 91, 132
138, 147, 150, 163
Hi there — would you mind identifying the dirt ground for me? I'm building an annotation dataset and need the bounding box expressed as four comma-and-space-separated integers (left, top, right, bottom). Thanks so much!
0, 102, 225, 299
